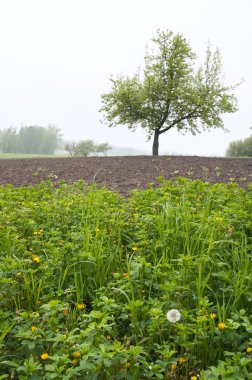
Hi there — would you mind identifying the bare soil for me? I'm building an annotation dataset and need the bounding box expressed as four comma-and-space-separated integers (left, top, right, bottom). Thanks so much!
0, 156, 251, 196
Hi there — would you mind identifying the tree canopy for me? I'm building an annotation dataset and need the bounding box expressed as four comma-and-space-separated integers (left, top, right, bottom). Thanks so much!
100, 30, 239, 155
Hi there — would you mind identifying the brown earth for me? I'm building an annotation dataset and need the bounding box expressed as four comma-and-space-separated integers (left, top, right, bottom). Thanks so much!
0, 156, 251, 196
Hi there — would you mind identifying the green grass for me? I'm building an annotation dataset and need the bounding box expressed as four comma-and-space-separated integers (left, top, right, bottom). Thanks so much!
0, 153, 69, 159
0, 178, 251, 379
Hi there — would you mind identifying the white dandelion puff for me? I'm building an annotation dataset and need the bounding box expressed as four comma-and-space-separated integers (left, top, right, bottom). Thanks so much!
166, 309, 181, 323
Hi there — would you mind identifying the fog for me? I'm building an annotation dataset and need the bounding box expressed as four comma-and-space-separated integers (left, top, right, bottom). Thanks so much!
0, 0, 251, 156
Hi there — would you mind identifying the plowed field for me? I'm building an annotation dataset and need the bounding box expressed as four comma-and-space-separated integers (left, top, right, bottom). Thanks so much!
0, 156, 251, 196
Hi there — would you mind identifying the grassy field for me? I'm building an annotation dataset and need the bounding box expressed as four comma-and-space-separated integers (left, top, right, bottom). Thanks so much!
0, 153, 69, 159
0, 178, 251, 379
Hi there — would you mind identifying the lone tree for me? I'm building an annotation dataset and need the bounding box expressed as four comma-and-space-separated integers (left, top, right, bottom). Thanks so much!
100, 30, 239, 155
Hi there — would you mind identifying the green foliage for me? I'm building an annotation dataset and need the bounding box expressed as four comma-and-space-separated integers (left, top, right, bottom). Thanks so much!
226, 134, 252, 157
100, 29, 239, 155
74, 139, 96, 157
0, 125, 62, 154
0, 179, 251, 378
65, 140, 111, 157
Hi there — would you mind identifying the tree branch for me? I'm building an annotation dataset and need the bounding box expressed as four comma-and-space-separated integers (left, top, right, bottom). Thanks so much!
159, 108, 198, 135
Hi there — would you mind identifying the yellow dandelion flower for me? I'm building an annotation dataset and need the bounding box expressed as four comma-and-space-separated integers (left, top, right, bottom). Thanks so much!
178, 357, 186, 364
191, 376, 198, 380
77, 303, 86, 311
122, 272, 128, 277
41, 352, 49, 360
132, 247, 138, 251
171, 363, 177, 370
15, 272, 22, 278
218, 322, 226, 331
106, 335, 111, 340
32, 256, 41, 264
31, 325, 37, 333
72, 351, 81, 358
246, 347, 252, 353
72, 359, 78, 366
210, 313, 216, 320
33, 231, 38, 236
125, 362, 131, 369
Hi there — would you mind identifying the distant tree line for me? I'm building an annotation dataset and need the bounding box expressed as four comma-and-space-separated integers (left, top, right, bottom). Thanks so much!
65, 140, 111, 157
226, 130, 252, 157
0, 125, 62, 154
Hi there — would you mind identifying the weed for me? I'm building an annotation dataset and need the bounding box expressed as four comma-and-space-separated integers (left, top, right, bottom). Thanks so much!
0, 179, 251, 378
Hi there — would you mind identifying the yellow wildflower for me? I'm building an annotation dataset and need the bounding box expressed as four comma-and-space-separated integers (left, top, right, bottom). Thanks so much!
191, 377, 198, 380
132, 247, 138, 251
72, 359, 78, 366
15, 272, 22, 278
178, 357, 186, 364
218, 322, 226, 331
246, 347, 252, 353
41, 352, 49, 360
171, 363, 177, 370
32, 256, 41, 264
122, 272, 128, 277
106, 335, 111, 340
125, 362, 131, 369
77, 303, 86, 311
31, 325, 37, 333
72, 351, 81, 358
210, 313, 216, 320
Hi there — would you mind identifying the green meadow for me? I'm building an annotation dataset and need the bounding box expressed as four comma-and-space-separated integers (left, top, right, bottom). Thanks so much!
0, 178, 251, 379
0, 153, 68, 159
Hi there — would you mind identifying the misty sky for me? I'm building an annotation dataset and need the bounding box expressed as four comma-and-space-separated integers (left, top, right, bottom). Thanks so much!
0, 0, 251, 156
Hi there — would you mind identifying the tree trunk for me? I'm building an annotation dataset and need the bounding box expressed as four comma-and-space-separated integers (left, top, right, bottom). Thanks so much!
152, 129, 159, 156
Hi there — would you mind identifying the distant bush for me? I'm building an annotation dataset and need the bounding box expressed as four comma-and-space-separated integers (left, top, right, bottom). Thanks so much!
65, 140, 111, 157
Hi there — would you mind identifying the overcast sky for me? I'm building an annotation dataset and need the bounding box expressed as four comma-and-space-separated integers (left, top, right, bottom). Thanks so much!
0, 0, 251, 156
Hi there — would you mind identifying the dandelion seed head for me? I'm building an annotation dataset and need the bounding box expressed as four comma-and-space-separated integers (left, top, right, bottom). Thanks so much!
167, 309, 181, 323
